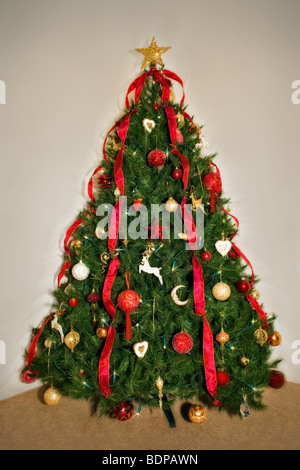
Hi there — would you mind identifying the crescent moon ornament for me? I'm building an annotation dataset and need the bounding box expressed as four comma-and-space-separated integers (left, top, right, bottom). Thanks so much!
171, 285, 189, 306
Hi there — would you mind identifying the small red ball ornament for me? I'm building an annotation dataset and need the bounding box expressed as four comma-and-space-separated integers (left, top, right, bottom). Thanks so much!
216, 370, 230, 386
172, 169, 182, 180
117, 289, 140, 339
132, 198, 143, 211
172, 332, 193, 354
229, 248, 240, 259
153, 103, 160, 111
236, 278, 251, 293
113, 401, 134, 421
201, 250, 211, 261
202, 170, 222, 212
268, 370, 285, 389
69, 298, 78, 307
22, 370, 36, 384
147, 149, 166, 168
87, 291, 100, 303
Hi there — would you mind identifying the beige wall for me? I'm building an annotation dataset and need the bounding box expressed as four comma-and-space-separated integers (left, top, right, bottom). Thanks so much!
0, 0, 299, 400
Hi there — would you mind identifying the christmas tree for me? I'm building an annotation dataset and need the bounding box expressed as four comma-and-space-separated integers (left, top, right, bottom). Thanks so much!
23, 38, 283, 424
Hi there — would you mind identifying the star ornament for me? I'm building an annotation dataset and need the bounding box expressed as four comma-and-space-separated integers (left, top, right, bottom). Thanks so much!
136, 37, 171, 70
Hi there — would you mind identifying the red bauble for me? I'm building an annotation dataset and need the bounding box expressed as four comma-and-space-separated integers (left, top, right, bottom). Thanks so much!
117, 289, 140, 340
113, 401, 134, 421
132, 199, 143, 211
202, 172, 222, 192
22, 370, 36, 384
176, 129, 183, 144
201, 250, 211, 261
87, 291, 100, 303
153, 103, 160, 111
117, 290, 140, 313
216, 370, 230, 386
172, 332, 193, 354
229, 248, 240, 259
69, 298, 78, 307
236, 279, 251, 293
98, 174, 112, 189
147, 149, 166, 168
172, 169, 182, 180
268, 370, 285, 389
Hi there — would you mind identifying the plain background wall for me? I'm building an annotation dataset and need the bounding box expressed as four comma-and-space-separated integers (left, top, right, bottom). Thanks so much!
0, 0, 299, 400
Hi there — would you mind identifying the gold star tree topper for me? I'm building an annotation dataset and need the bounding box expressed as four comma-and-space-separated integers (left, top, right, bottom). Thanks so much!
136, 37, 171, 70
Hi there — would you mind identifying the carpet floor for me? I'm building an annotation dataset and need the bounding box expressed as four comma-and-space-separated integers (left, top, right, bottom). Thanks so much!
0, 382, 299, 450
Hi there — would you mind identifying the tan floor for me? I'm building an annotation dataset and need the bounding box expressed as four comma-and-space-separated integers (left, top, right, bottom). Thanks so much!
1, 382, 299, 450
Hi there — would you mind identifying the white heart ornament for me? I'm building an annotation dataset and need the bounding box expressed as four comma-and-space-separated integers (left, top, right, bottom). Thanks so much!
142, 119, 155, 133
133, 341, 149, 358
215, 239, 232, 257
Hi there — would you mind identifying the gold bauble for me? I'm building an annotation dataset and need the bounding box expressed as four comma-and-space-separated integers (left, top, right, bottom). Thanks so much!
268, 331, 281, 347
96, 327, 108, 339
70, 240, 82, 249
44, 338, 53, 349
156, 376, 164, 391
212, 282, 231, 301
176, 113, 185, 129
253, 327, 268, 347
169, 90, 175, 102
43, 386, 62, 406
216, 328, 230, 346
165, 197, 178, 213
64, 328, 80, 353
240, 355, 250, 367
250, 289, 260, 300
188, 403, 207, 424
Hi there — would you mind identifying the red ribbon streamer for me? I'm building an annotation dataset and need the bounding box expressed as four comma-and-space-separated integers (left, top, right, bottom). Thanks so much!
223, 212, 269, 330
192, 255, 219, 404
57, 218, 83, 287
26, 315, 55, 374
180, 197, 197, 248
88, 165, 102, 213
99, 257, 119, 397
246, 294, 269, 331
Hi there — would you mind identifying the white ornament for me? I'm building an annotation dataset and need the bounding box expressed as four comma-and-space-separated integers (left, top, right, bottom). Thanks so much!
139, 255, 163, 285
142, 118, 155, 132
72, 260, 90, 281
133, 341, 149, 358
171, 285, 189, 306
51, 314, 64, 343
95, 226, 106, 239
164, 197, 178, 213
215, 239, 232, 257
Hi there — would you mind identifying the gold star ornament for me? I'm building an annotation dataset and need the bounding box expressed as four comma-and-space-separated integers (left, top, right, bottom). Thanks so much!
136, 37, 171, 70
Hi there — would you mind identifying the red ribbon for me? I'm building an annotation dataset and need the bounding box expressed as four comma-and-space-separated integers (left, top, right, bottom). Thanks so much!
26, 315, 55, 374
223, 211, 269, 330
88, 165, 102, 213
57, 218, 83, 287
192, 255, 219, 405
180, 196, 197, 248
165, 106, 189, 191
99, 257, 119, 397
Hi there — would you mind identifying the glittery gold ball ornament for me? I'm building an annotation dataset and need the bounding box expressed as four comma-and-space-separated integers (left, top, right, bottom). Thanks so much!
268, 331, 281, 347
253, 326, 268, 347
43, 386, 62, 406
215, 328, 230, 346
239, 355, 250, 367
70, 240, 82, 249
188, 403, 207, 424
250, 288, 260, 300
72, 260, 90, 281
212, 282, 231, 301
176, 113, 185, 129
64, 328, 80, 353
96, 327, 108, 339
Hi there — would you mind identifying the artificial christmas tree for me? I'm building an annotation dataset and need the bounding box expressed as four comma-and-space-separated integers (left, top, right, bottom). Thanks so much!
23, 37, 282, 424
